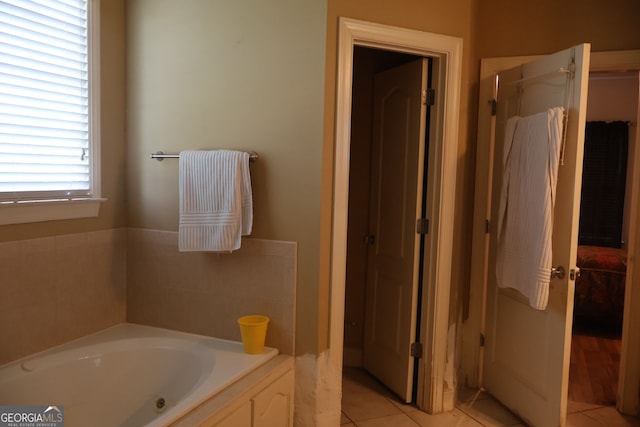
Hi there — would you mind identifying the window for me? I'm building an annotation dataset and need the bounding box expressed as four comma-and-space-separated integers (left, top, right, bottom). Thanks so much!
0, 0, 103, 224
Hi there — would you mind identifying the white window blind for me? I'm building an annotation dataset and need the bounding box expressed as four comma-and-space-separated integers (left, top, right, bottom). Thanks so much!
0, 0, 91, 202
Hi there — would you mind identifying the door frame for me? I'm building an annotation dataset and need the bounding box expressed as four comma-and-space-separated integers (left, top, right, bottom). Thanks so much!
465, 50, 640, 415
329, 17, 462, 413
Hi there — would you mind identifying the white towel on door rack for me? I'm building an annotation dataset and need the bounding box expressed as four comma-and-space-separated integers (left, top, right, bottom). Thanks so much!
495, 107, 564, 310
178, 150, 253, 252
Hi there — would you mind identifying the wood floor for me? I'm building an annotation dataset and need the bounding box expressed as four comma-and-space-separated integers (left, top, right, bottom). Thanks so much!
568, 332, 621, 405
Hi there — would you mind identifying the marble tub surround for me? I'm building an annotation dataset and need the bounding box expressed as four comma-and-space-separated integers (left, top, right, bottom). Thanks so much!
126, 229, 296, 355
0, 229, 127, 365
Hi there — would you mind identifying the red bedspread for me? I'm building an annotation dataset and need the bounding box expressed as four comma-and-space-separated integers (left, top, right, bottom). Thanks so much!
574, 245, 626, 332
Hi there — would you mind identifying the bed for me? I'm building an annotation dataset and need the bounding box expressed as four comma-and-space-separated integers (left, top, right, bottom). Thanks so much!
573, 245, 627, 334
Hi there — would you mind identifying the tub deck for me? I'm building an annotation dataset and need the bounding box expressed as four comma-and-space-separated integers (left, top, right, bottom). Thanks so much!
0, 323, 280, 427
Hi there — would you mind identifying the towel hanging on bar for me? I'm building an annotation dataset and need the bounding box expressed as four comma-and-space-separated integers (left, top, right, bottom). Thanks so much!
495, 107, 564, 310
178, 150, 253, 252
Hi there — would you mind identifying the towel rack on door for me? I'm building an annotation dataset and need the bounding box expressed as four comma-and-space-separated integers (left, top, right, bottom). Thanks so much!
502, 59, 576, 166
507, 67, 572, 85
150, 151, 259, 162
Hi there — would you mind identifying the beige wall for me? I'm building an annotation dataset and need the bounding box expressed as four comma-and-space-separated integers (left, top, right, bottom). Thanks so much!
126, 0, 327, 356
587, 73, 639, 123
0, 0, 127, 243
475, 0, 640, 58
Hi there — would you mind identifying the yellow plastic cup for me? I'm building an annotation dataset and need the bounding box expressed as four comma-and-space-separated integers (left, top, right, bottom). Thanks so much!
237, 315, 270, 354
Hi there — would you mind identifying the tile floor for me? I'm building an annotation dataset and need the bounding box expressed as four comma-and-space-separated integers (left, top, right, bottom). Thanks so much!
341, 367, 640, 426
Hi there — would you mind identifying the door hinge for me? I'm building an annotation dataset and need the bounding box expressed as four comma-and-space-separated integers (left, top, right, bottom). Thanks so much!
490, 99, 497, 116
485, 219, 490, 234
416, 218, 429, 235
422, 88, 435, 106
480, 333, 485, 347
411, 342, 423, 358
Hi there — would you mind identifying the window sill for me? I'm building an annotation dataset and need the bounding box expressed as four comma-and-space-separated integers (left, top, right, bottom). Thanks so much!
0, 198, 107, 225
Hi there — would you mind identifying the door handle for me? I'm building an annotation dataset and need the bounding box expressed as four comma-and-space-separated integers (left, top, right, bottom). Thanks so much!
550, 266, 566, 280
571, 267, 580, 280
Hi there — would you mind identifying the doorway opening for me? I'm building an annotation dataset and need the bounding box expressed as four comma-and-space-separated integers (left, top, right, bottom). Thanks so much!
342, 46, 430, 403
568, 70, 640, 407
329, 17, 463, 415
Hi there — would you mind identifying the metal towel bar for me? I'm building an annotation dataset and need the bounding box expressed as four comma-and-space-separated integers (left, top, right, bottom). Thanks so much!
150, 151, 258, 162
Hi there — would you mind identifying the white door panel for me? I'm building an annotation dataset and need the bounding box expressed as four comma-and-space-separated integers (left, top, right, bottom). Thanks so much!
364, 58, 428, 403
483, 44, 591, 427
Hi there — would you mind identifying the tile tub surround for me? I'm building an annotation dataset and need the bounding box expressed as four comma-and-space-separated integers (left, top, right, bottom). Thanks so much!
126, 229, 296, 355
0, 229, 127, 365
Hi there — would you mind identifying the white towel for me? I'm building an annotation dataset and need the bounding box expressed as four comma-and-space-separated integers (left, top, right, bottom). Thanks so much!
179, 150, 253, 252
495, 107, 564, 310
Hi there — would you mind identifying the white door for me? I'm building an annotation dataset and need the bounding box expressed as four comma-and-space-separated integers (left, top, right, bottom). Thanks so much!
483, 45, 591, 426
363, 58, 428, 403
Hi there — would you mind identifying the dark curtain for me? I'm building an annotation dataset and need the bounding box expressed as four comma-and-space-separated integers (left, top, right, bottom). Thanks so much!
578, 121, 629, 248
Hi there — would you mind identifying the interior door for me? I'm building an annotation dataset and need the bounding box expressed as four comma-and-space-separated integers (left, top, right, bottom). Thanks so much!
482, 45, 591, 426
363, 58, 428, 403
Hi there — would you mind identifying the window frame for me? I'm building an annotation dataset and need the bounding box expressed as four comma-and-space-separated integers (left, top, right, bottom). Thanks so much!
0, 0, 105, 225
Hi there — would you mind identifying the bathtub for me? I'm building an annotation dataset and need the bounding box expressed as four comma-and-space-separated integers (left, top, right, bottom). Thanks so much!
0, 323, 278, 427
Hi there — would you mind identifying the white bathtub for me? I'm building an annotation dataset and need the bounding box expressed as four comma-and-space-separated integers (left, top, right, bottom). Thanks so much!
0, 323, 278, 427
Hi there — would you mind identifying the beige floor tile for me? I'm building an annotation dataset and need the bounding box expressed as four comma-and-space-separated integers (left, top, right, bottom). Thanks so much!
388, 398, 419, 413
458, 387, 493, 403
407, 408, 484, 427
341, 390, 403, 421
342, 367, 391, 396
457, 398, 522, 426
340, 364, 639, 427
356, 413, 421, 427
